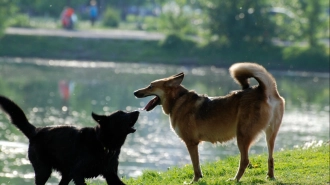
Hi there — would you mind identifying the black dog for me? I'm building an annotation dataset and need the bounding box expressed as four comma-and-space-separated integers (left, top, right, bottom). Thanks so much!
0, 95, 139, 185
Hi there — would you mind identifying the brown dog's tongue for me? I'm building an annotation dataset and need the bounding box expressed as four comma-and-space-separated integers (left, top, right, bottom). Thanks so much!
144, 96, 159, 111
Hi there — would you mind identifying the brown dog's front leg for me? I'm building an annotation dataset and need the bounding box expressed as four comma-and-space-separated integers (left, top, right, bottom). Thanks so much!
186, 143, 203, 183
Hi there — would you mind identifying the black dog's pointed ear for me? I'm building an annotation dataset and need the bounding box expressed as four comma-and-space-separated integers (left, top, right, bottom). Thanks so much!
91, 112, 104, 123
166, 72, 184, 87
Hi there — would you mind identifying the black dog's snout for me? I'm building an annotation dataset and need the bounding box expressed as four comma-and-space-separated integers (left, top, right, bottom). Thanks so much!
132, 110, 140, 115
129, 110, 140, 124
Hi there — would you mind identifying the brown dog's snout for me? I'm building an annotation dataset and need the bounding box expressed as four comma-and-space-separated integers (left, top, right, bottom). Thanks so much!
134, 90, 144, 98
133, 91, 138, 96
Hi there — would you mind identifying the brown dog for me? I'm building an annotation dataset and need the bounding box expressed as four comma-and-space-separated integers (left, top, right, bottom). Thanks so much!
134, 63, 285, 182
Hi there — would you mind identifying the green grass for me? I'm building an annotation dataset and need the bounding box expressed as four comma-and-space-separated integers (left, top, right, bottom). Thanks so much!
90, 144, 329, 185
0, 34, 329, 72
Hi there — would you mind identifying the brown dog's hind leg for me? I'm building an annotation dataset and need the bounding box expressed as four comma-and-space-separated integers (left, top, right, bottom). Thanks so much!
265, 123, 281, 180
230, 124, 259, 182
232, 137, 251, 182
186, 143, 203, 183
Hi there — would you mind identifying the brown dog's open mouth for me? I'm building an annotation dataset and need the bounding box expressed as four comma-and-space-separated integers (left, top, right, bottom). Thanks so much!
144, 96, 160, 111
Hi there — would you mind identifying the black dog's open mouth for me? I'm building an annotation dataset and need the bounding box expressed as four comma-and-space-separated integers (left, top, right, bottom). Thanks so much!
144, 96, 160, 111
128, 111, 140, 133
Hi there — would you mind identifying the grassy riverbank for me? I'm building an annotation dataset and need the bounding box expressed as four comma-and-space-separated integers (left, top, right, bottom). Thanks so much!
90, 144, 329, 185
0, 34, 329, 72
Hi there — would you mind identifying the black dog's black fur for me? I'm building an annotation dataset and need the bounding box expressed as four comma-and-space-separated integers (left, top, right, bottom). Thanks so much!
0, 95, 139, 185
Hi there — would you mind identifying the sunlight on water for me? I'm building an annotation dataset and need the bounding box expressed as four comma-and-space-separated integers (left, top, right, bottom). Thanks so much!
0, 58, 328, 184
0, 143, 33, 183
0, 141, 28, 149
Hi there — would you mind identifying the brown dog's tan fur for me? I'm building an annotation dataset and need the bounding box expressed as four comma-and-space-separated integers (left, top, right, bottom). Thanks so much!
134, 63, 285, 182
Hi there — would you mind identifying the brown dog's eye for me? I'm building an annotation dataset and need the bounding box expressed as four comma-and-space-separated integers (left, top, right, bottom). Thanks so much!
148, 85, 153, 89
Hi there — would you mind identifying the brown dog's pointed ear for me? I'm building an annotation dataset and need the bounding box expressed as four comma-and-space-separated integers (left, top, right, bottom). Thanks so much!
172, 72, 184, 78
91, 112, 104, 123
166, 72, 184, 87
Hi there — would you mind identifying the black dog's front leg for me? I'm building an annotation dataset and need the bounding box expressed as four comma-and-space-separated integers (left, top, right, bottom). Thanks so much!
72, 176, 87, 185
112, 150, 121, 174
105, 173, 126, 185
103, 149, 125, 184
58, 175, 72, 185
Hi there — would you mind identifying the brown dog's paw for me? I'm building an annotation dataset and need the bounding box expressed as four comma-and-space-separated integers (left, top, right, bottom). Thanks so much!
267, 176, 276, 181
227, 178, 239, 182
183, 176, 202, 184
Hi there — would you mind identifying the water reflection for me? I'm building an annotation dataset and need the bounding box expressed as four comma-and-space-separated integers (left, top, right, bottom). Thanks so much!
0, 58, 329, 184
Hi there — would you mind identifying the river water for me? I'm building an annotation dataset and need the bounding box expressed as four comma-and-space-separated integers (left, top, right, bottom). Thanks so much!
0, 58, 328, 184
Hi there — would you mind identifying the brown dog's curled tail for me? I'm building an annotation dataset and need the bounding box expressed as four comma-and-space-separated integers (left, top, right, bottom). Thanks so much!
229, 63, 279, 97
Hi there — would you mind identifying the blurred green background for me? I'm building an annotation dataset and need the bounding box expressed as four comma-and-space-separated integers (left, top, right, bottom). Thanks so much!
0, 0, 329, 70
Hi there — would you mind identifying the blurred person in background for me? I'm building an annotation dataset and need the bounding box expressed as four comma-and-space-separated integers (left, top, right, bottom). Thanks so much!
89, 0, 98, 26
61, 6, 77, 29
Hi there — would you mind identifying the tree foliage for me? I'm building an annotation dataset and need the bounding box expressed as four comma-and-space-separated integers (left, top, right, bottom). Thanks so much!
0, 0, 17, 37
198, 0, 329, 48
158, 0, 202, 36
270, 0, 329, 46
201, 0, 277, 47
102, 7, 120, 28
298, 0, 329, 47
